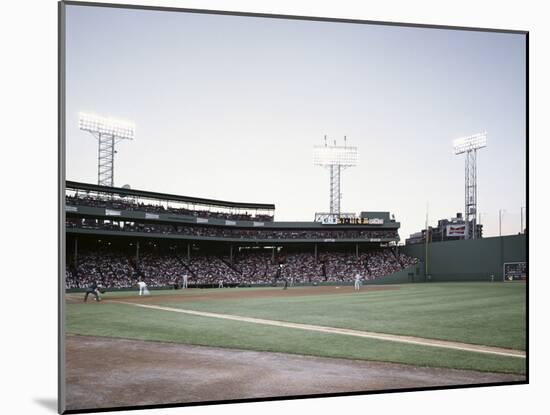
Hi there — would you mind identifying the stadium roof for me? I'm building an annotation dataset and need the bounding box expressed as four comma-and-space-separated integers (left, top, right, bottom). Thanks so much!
65, 181, 275, 211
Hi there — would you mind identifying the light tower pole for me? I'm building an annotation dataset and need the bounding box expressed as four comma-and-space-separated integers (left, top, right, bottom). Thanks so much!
453, 132, 487, 240
79, 112, 135, 187
478, 211, 487, 237
499, 208, 506, 236
313, 135, 358, 216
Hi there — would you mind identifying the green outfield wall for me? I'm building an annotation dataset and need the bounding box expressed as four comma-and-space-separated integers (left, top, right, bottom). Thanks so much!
401, 234, 526, 281
364, 264, 423, 285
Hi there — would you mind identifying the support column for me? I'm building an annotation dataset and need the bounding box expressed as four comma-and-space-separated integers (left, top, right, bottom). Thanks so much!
74, 238, 78, 269
136, 241, 140, 265
355, 243, 359, 259
230, 245, 234, 264
272, 247, 275, 262
314, 243, 318, 261
187, 243, 191, 262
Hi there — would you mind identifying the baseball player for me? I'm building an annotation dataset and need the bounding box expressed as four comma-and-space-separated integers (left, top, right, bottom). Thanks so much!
84, 282, 102, 302
182, 273, 189, 289
218, 279, 224, 288
354, 273, 362, 291
137, 281, 150, 296
278, 264, 289, 290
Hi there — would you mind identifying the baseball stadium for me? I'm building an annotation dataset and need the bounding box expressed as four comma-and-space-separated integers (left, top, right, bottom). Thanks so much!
63, 180, 527, 412
60, 5, 527, 413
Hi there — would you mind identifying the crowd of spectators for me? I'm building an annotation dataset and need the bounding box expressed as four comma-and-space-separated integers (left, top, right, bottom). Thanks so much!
230, 252, 276, 284
275, 253, 323, 283
66, 248, 183, 289
65, 248, 417, 289
138, 253, 185, 287
396, 252, 418, 268
184, 255, 241, 284
65, 251, 136, 289
363, 250, 404, 278
174, 226, 398, 240
321, 252, 366, 282
66, 218, 399, 241
66, 194, 274, 222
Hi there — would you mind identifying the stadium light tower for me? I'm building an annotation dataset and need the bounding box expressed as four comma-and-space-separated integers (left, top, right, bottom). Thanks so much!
313, 135, 358, 215
79, 112, 135, 187
453, 132, 487, 240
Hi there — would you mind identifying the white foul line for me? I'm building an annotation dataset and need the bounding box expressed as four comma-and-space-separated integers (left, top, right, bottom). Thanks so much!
112, 301, 526, 359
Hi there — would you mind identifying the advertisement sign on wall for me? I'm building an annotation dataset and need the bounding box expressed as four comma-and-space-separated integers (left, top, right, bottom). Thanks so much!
446, 224, 466, 236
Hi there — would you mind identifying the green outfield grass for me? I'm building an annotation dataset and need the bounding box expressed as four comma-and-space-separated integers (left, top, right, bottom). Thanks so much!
66, 282, 526, 375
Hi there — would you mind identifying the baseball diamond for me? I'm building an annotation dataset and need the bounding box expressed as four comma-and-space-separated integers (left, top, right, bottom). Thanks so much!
65, 283, 526, 411
64, 182, 526, 412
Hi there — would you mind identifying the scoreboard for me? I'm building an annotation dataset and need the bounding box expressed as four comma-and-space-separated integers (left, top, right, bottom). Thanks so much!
337, 217, 384, 225
503, 262, 527, 281
314, 212, 385, 225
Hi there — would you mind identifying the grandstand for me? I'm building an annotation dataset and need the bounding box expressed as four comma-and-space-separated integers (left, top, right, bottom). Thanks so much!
65, 181, 417, 289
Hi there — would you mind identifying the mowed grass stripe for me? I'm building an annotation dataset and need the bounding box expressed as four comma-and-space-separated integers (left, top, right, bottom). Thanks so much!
112, 300, 525, 358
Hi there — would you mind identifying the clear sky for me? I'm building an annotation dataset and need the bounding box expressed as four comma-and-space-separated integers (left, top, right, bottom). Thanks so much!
65, 4, 526, 241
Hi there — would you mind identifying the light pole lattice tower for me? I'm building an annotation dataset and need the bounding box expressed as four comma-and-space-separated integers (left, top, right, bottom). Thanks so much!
453, 132, 487, 239
79, 112, 135, 187
313, 136, 358, 215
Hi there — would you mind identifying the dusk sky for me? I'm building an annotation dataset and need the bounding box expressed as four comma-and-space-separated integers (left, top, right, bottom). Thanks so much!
65, 4, 526, 241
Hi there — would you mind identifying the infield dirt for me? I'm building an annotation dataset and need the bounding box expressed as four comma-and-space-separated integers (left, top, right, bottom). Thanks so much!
66, 285, 399, 304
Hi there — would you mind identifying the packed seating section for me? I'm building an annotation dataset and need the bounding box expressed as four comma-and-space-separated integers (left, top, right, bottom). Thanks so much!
66, 247, 418, 289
